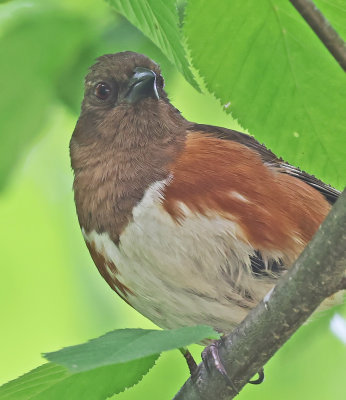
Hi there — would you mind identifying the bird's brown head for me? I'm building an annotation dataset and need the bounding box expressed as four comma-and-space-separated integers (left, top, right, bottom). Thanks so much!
71, 51, 186, 152
81, 52, 165, 115
70, 52, 187, 241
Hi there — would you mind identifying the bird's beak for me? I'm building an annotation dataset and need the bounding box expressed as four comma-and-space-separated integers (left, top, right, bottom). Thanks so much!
123, 67, 159, 104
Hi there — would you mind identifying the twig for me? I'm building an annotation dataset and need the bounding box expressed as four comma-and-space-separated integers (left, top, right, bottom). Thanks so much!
290, 0, 346, 71
174, 189, 346, 400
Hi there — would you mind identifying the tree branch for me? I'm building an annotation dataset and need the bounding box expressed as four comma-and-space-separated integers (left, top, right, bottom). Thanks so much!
174, 188, 346, 400
289, 0, 346, 71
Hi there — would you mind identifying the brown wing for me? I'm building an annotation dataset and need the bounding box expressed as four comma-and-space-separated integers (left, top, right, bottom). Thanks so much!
188, 123, 340, 205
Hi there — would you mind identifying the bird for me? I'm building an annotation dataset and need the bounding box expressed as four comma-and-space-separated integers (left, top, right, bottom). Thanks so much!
70, 51, 340, 381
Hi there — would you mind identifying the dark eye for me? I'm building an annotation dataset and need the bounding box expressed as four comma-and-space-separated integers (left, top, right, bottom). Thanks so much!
94, 82, 111, 100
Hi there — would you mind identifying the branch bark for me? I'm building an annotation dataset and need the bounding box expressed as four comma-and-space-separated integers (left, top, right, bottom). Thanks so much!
174, 188, 346, 400
289, 0, 346, 71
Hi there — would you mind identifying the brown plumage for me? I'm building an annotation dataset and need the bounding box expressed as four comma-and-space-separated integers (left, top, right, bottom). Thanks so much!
70, 51, 340, 336
163, 132, 331, 263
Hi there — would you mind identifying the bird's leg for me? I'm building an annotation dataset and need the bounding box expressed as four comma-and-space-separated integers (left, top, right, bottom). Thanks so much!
201, 339, 239, 394
180, 340, 265, 390
201, 338, 265, 392
179, 347, 198, 377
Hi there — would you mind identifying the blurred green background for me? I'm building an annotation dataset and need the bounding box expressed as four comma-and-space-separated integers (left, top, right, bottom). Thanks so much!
0, 0, 345, 399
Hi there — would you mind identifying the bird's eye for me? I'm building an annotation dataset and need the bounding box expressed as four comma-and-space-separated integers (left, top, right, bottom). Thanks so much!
94, 82, 111, 100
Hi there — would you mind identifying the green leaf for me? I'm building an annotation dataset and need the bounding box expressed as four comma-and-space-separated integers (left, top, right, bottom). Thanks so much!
107, 0, 199, 90
317, 0, 346, 40
0, 8, 95, 189
0, 357, 158, 400
0, 326, 217, 399
184, 0, 346, 188
45, 326, 218, 372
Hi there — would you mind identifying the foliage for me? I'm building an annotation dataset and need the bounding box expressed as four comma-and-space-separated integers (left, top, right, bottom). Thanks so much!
0, 8, 96, 189
184, 0, 346, 187
0, 327, 217, 399
106, 0, 198, 90
0, 360, 157, 400
0, 0, 345, 399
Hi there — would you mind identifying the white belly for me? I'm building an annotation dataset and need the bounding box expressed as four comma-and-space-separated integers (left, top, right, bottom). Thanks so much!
83, 180, 276, 332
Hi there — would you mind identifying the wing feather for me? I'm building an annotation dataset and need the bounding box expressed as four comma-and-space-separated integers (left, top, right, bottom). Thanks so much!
188, 123, 340, 204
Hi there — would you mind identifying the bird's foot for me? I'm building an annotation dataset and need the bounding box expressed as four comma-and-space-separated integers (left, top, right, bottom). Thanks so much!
201, 340, 239, 394
181, 341, 265, 390
201, 340, 265, 391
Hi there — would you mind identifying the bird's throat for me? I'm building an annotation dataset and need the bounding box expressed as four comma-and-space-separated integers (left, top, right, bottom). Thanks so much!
71, 125, 187, 244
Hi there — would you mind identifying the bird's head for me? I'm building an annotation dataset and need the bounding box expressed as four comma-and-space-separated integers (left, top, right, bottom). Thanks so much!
81, 51, 165, 113
71, 52, 186, 152
70, 51, 188, 187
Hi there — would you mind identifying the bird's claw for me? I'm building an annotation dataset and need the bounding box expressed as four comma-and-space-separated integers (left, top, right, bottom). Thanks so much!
201, 341, 265, 391
249, 367, 265, 384
201, 341, 239, 394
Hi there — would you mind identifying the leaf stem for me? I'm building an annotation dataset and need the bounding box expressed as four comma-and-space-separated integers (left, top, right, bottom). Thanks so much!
289, 0, 346, 71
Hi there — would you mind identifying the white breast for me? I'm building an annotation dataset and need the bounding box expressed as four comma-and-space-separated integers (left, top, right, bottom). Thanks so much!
83, 179, 276, 332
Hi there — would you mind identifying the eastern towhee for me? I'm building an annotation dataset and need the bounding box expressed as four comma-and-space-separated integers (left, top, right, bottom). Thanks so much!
70, 51, 341, 379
